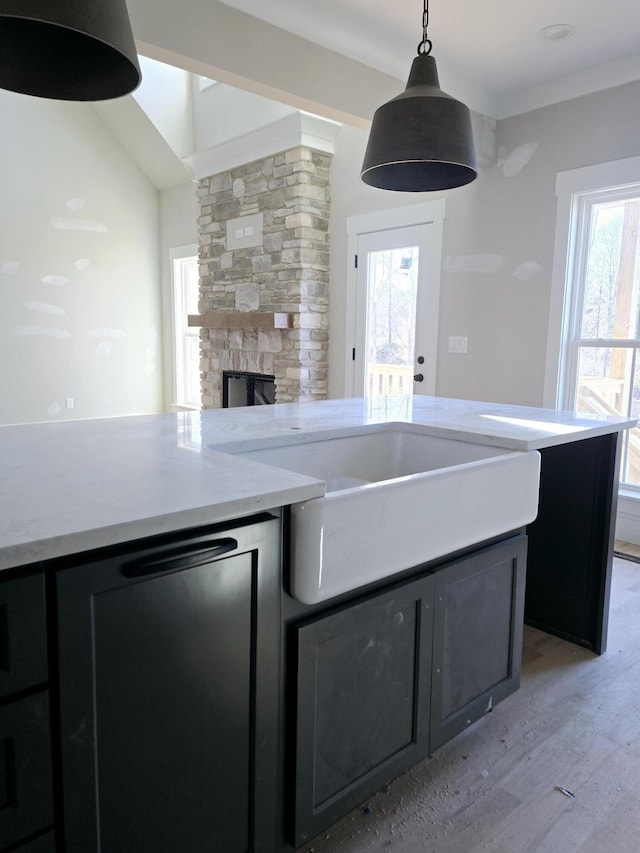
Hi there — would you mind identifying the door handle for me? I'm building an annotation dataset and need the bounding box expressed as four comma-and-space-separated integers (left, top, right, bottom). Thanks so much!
121, 538, 239, 577
413, 373, 424, 382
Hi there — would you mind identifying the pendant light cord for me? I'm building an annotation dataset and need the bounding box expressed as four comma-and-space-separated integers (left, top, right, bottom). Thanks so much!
417, 0, 433, 55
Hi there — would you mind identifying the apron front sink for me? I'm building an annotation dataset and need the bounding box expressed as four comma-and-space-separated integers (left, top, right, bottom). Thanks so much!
236, 427, 541, 604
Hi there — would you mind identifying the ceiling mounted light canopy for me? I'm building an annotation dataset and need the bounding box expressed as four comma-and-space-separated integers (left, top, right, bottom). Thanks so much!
0, 0, 141, 101
361, 0, 477, 193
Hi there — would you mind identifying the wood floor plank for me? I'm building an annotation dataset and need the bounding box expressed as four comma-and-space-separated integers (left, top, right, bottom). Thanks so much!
299, 557, 640, 852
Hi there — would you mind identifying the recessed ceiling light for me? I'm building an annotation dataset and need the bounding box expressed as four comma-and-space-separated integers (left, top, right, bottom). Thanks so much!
536, 24, 576, 42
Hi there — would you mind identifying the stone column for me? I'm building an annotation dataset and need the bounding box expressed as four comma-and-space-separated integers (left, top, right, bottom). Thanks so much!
197, 146, 331, 407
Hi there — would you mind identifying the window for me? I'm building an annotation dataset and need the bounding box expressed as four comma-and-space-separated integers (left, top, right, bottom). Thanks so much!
171, 248, 201, 410
549, 160, 640, 490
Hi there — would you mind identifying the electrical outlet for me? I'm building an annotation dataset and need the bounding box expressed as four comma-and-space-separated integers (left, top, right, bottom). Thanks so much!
448, 336, 468, 354
65, 397, 74, 409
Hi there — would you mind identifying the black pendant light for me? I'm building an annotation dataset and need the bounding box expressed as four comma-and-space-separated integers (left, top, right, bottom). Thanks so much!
0, 0, 141, 101
361, 0, 477, 192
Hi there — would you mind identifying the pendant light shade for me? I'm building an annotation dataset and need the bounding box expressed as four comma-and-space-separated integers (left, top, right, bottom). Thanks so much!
361, 0, 477, 193
361, 53, 477, 192
0, 0, 141, 101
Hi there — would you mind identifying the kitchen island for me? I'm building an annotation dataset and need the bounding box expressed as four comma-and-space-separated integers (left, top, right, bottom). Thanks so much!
0, 395, 635, 852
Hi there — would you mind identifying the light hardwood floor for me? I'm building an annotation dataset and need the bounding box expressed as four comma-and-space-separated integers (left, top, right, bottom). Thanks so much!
301, 556, 640, 853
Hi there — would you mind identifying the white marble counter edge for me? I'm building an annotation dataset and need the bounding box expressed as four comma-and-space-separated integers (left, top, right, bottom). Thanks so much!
208, 417, 636, 454
199, 395, 636, 453
0, 449, 326, 573
1, 396, 636, 573
0, 484, 323, 573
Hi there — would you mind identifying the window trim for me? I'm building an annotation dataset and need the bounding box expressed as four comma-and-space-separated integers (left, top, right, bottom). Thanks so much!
564, 187, 640, 416
170, 244, 200, 411
544, 156, 640, 408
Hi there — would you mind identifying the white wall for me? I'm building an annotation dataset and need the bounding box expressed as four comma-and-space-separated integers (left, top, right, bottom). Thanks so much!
446, 79, 640, 406
0, 90, 164, 425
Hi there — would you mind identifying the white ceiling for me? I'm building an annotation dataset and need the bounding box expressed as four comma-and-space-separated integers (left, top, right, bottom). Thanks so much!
216, 0, 640, 118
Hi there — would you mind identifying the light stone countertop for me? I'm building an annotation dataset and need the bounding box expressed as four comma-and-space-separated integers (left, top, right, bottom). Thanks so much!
202, 394, 636, 452
1, 395, 635, 572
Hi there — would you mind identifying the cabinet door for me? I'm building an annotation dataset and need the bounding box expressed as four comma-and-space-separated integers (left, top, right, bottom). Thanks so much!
57, 515, 280, 853
430, 536, 527, 753
0, 574, 47, 700
8, 831, 56, 852
0, 693, 53, 852
292, 575, 434, 847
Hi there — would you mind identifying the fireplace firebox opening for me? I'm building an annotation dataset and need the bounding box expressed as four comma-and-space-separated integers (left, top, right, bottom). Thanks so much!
222, 370, 276, 408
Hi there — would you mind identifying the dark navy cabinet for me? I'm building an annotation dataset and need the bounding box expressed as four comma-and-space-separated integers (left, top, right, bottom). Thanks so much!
525, 433, 620, 653
55, 514, 281, 853
3, 519, 528, 853
0, 573, 54, 852
288, 534, 527, 848
291, 575, 434, 847
430, 536, 527, 752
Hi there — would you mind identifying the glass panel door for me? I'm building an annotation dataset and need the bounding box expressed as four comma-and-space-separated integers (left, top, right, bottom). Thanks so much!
364, 245, 418, 397
355, 224, 439, 398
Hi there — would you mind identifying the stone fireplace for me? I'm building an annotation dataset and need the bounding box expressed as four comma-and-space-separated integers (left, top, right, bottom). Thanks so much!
195, 145, 331, 407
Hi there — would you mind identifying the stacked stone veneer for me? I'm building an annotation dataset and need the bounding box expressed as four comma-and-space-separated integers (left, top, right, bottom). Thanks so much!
197, 146, 331, 407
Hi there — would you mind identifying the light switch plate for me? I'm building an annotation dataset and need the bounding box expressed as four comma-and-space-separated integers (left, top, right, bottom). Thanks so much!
448, 336, 468, 354
227, 213, 263, 250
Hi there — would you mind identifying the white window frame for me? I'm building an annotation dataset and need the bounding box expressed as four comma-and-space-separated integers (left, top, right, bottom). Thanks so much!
170, 245, 201, 411
544, 156, 640, 408
565, 186, 640, 413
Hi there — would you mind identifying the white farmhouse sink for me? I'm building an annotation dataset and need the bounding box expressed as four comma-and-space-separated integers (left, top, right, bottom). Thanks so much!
236, 428, 541, 605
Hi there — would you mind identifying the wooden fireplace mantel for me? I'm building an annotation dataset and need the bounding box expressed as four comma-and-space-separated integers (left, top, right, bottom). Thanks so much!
188, 312, 294, 330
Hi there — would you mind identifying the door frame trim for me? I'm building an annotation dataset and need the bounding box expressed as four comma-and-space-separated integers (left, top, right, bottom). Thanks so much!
345, 201, 446, 397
